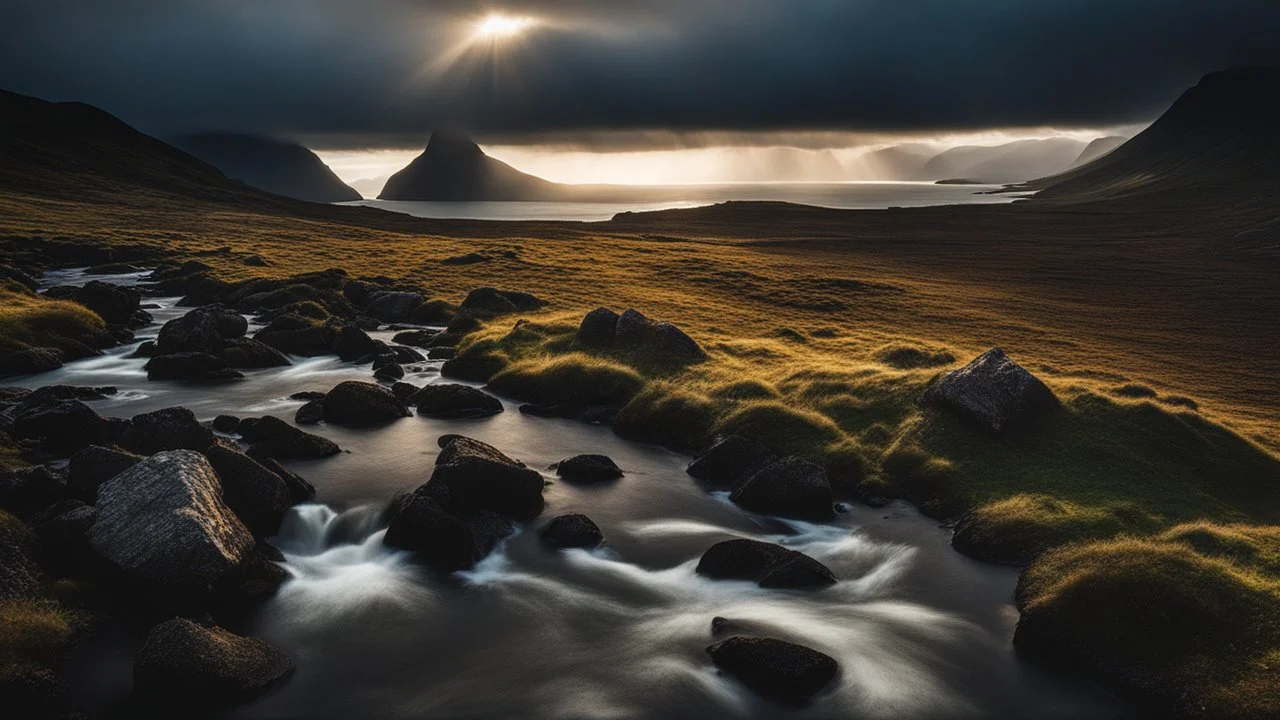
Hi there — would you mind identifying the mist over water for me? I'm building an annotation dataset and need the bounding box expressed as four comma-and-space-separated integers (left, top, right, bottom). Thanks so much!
28, 269, 1127, 719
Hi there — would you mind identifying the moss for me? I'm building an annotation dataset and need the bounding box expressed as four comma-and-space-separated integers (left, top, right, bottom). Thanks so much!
708, 379, 780, 401
0, 282, 107, 357
1015, 532, 1280, 718
718, 400, 843, 457
614, 384, 717, 451
0, 598, 79, 674
952, 494, 1134, 564
487, 354, 645, 406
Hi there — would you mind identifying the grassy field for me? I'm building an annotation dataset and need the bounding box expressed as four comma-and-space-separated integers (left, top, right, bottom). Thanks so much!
1, 188, 1277, 715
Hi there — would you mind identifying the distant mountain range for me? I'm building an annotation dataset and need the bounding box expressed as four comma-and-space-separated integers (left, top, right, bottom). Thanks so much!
168, 133, 360, 203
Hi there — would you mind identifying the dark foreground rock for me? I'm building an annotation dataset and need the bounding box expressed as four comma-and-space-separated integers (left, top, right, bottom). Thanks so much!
239, 416, 340, 459
410, 383, 503, 419
687, 435, 778, 489
203, 445, 294, 537
430, 435, 545, 520
322, 381, 411, 426
0, 347, 64, 378
121, 406, 214, 455
145, 351, 243, 381
0, 465, 67, 519
575, 307, 705, 365
88, 450, 256, 593
7, 398, 113, 455
133, 618, 293, 704
67, 445, 142, 503
706, 636, 838, 703
539, 513, 604, 549
696, 539, 836, 589
556, 454, 623, 483
383, 491, 514, 572
729, 457, 835, 521
921, 348, 1058, 434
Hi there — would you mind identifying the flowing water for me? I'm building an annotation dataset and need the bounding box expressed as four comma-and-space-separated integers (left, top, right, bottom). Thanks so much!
21, 268, 1127, 719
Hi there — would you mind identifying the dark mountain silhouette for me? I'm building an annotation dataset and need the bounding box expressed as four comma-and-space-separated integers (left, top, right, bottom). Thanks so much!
1070, 136, 1127, 168
379, 129, 560, 201
0, 89, 282, 204
168, 133, 360, 203
924, 137, 1088, 183
1030, 68, 1280, 203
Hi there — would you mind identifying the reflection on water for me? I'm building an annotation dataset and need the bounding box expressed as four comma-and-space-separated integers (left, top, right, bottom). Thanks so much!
22, 268, 1124, 719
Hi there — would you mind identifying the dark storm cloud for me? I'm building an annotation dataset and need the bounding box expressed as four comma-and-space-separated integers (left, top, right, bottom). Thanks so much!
2, 0, 1278, 147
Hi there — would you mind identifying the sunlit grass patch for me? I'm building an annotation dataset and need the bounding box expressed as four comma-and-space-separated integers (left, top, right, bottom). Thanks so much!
872, 341, 956, 369
488, 353, 644, 406
0, 282, 107, 356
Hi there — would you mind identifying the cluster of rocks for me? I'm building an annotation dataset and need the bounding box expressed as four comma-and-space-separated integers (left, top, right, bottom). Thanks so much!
687, 435, 837, 521
575, 307, 706, 366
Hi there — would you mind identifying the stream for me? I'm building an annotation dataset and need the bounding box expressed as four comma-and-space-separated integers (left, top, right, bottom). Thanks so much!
15, 267, 1130, 719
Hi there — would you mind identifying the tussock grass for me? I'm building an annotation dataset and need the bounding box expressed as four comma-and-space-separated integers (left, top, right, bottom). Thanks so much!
0, 282, 106, 356
488, 354, 644, 406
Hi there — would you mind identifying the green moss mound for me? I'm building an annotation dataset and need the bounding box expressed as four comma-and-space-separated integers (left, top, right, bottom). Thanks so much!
488, 354, 645, 406
0, 283, 107, 357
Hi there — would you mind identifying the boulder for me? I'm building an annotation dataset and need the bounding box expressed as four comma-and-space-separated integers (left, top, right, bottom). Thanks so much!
706, 636, 838, 703
239, 416, 340, 459
426, 347, 456, 360
390, 382, 420, 403
88, 450, 256, 592
921, 348, 1058, 434
411, 384, 503, 419
33, 499, 98, 576
687, 435, 778, 489
575, 307, 620, 349
332, 324, 378, 362
70, 281, 145, 327
133, 619, 293, 703
219, 338, 291, 369
458, 288, 544, 316
385, 345, 425, 364
212, 415, 241, 434
259, 458, 316, 505
373, 362, 405, 382
122, 407, 214, 455
8, 399, 112, 454
392, 329, 439, 348
254, 325, 332, 357
613, 309, 706, 365
0, 347, 64, 378
145, 352, 243, 381
729, 457, 834, 521
429, 435, 545, 520
0, 465, 66, 519
555, 454, 623, 483
322, 381, 410, 426
383, 488, 514, 572
440, 355, 505, 382
364, 291, 423, 322
154, 305, 248, 356
539, 513, 604, 549
68, 445, 142, 503
696, 539, 836, 589
203, 445, 294, 537
294, 400, 324, 425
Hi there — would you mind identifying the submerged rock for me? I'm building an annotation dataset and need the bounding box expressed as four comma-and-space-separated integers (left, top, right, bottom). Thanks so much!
687, 435, 778, 489
88, 450, 256, 592
729, 457, 835, 521
555, 454, 623, 483
133, 619, 293, 704
539, 513, 604, 549
322, 381, 410, 426
921, 348, 1058, 434
239, 415, 340, 459
696, 539, 836, 589
706, 636, 838, 703
411, 384, 503, 419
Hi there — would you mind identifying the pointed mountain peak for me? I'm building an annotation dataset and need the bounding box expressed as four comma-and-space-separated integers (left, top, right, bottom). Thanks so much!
424, 128, 485, 158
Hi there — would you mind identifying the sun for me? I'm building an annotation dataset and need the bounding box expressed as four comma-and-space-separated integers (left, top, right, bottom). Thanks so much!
473, 13, 536, 40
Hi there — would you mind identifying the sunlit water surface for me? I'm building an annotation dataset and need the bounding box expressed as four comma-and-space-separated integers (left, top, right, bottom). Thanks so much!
19, 268, 1124, 719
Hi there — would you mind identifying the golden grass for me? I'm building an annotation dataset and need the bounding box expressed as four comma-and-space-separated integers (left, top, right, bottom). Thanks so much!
0, 282, 107, 356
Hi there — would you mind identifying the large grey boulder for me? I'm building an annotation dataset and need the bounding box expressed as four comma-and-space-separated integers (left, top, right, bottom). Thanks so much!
729, 457, 834, 521
133, 618, 293, 703
706, 636, 838, 703
88, 450, 255, 592
696, 539, 836, 589
921, 348, 1058, 434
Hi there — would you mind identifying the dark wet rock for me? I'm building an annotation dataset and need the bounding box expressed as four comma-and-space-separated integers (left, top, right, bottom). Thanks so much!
8, 399, 112, 454
254, 324, 333, 357
921, 348, 1058, 434
132, 340, 156, 358
440, 355, 506, 382
706, 636, 838, 703
259, 458, 315, 504
155, 305, 248, 356
411, 384, 503, 419
458, 287, 544, 316
0, 515, 40, 599
576, 307, 621, 349
0, 465, 66, 518
239, 416, 340, 459
539, 513, 604, 549
294, 400, 324, 426
696, 539, 836, 589
688, 435, 779, 489
729, 457, 835, 521
342, 279, 375, 305
33, 499, 98, 576
332, 324, 379, 362
68, 445, 142, 503
392, 329, 440, 348
556, 454, 623, 483
133, 618, 294, 704
382, 488, 514, 572
322, 381, 410, 426
220, 338, 291, 369
410, 299, 454, 325
0, 347, 64, 378
89, 450, 256, 592
289, 391, 326, 401
212, 415, 241, 434
391, 382, 420, 403
67, 280, 147, 327
365, 291, 423, 322
385, 345, 425, 364
374, 362, 405, 382
613, 308, 706, 365
122, 407, 214, 455
426, 346, 456, 360
19, 385, 117, 404
429, 435, 544, 520
204, 445, 293, 537
145, 352, 243, 381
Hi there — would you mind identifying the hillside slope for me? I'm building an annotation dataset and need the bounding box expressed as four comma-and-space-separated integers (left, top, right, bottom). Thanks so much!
168, 133, 360, 203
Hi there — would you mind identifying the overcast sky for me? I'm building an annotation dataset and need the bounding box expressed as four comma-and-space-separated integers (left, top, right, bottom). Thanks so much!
3, 0, 1278, 150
